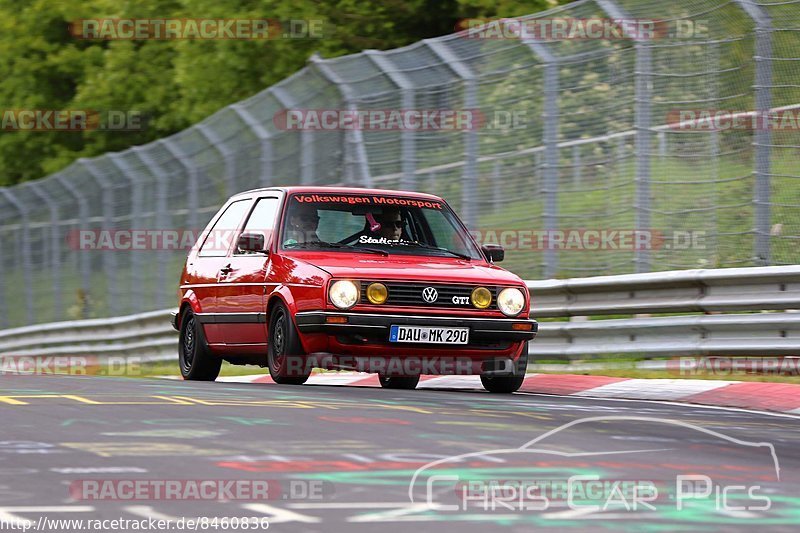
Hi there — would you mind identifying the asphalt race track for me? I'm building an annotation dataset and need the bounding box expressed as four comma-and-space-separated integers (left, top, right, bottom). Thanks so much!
1, 374, 798, 531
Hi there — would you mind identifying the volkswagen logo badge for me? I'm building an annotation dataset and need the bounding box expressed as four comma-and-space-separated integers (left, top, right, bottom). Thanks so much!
421, 287, 438, 303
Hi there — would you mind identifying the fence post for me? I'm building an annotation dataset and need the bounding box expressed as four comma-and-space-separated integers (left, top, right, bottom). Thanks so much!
132, 147, 173, 310
734, 0, 773, 265
53, 175, 91, 318
523, 40, 560, 278
162, 139, 200, 234
271, 86, 314, 185
0, 188, 34, 324
365, 51, 416, 191
309, 54, 373, 187
492, 160, 501, 211
78, 159, 119, 317
572, 145, 582, 188
231, 104, 274, 188
597, 0, 653, 272
26, 181, 64, 319
107, 153, 144, 314
196, 123, 237, 198
425, 39, 479, 228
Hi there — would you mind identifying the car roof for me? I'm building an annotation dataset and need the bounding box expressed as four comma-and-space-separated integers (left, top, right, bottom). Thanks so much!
230, 186, 445, 202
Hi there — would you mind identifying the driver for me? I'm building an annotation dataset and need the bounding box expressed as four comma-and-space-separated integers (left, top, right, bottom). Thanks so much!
285, 204, 321, 244
373, 207, 403, 241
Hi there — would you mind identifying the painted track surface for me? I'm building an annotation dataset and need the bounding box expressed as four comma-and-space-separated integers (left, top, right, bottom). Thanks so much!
1, 374, 798, 531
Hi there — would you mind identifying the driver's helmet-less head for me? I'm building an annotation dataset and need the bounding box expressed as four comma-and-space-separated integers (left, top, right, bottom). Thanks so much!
370, 207, 403, 240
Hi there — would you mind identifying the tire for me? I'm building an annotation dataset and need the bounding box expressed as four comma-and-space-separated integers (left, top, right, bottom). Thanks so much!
480, 343, 528, 394
179, 308, 222, 381
267, 302, 310, 385
378, 373, 420, 390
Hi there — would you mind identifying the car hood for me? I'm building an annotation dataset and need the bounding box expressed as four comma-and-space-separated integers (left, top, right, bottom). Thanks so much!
288, 252, 524, 285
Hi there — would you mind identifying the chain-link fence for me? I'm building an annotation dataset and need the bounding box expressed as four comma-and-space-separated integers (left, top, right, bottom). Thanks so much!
1, 0, 798, 328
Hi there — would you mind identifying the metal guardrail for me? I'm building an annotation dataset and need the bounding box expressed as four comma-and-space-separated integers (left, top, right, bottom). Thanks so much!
527, 265, 800, 358
0, 309, 176, 361
0, 266, 798, 362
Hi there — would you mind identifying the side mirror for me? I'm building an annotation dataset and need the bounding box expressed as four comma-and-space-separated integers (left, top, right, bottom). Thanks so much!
237, 232, 268, 254
482, 244, 504, 263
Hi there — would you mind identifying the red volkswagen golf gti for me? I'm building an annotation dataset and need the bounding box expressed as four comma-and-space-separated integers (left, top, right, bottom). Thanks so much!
172, 187, 537, 393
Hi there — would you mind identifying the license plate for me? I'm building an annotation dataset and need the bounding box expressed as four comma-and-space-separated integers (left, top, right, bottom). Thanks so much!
389, 325, 469, 344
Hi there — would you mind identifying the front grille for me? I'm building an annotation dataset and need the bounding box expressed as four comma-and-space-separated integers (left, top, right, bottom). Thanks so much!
359, 281, 498, 310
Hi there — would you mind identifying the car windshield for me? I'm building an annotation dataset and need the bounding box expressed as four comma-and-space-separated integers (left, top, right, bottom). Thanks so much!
279, 193, 483, 260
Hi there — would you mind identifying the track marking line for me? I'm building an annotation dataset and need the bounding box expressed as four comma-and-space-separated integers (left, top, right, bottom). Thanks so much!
60, 395, 103, 404
150, 395, 196, 405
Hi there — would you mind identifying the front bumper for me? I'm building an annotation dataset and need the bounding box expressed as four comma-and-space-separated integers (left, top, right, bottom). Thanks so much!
294, 311, 537, 344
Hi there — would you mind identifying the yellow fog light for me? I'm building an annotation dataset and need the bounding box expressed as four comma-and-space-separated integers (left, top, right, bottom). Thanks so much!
471, 287, 492, 309
366, 282, 388, 304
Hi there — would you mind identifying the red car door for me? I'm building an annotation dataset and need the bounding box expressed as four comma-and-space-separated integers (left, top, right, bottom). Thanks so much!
188, 198, 253, 345
217, 195, 283, 347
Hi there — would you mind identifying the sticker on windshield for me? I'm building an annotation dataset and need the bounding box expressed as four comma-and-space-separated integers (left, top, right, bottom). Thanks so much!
294, 194, 443, 210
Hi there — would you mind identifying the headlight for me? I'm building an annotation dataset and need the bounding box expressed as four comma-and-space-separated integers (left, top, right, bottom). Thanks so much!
366, 282, 388, 304
470, 287, 492, 309
329, 280, 359, 309
497, 287, 525, 316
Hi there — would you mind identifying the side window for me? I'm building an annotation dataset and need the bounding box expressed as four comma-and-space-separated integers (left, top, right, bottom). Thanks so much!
237, 197, 280, 254
198, 200, 251, 257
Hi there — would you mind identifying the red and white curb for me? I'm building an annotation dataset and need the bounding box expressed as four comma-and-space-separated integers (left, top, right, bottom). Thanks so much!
168, 372, 800, 415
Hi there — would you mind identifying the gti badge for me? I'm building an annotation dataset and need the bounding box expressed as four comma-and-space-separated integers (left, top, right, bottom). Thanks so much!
422, 287, 438, 303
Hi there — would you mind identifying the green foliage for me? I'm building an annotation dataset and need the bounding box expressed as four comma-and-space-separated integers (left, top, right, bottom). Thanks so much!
0, 0, 560, 185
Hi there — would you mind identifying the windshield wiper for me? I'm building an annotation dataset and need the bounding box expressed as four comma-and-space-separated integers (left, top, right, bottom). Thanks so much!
407, 242, 473, 261
286, 241, 389, 256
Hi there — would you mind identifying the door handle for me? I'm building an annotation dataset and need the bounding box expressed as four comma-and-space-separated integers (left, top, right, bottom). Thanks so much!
219, 264, 233, 275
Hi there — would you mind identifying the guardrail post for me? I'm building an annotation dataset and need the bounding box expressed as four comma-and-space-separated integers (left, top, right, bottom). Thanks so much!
52, 176, 91, 318
523, 39, 560, 277
231, 104, 274, 188
271, 86, 314, 185
78, 159, 119, 317
107, 153, 144, 314
132, 147, 174, 310
572, 145, 582, 188
365, 51, 416, 191
597, 0, 652, 273
425, 40, 479, 228
196, 123, 237, 198
310, 54, 373, 187
162, 138, 200, 234
0, 189, 33, 324
734, 0, 773, 265
26, 181, 64, 319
